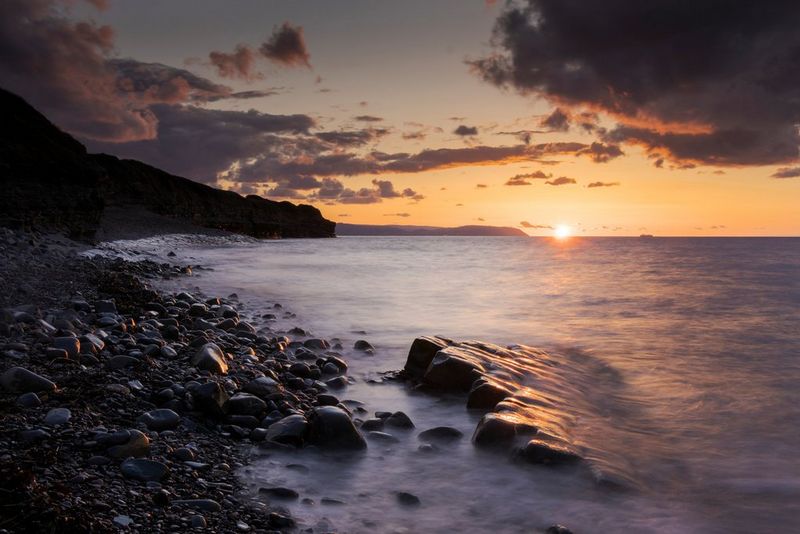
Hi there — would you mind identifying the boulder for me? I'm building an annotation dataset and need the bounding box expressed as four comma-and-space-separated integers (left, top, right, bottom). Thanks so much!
422, 347, 484, 391
191, 343, 228, 374
1, 367, 56, 393
303, 338, 330, 350
52, 336, 80, 358
106, 429, 150, 458
243, 376, 283, 398
472, 413, 519, 449
120, 458, 169, 482
418, 426, 463, 443
353, 339, 374, 351
192, 382, 229, 417
138, 409, 181, 431
225, 393, 267, 417
520, 439, 582, 465
385, 411, 415, 429
307, 406, 367, 450
265, 414, 308, 447
467, 381, 511, 411
404, 336, 450, 377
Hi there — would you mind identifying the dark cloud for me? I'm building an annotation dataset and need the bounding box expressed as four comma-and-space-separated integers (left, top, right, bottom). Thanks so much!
208, 45, 260, 80
315, 128, 389, 147
575, 142, 624, 163
402, 131, 427, 140
260, 22, 311, 68
771, 167, 800, 178
476, 183, 488, 188
454, 125, 479, 136
497, 130, 533, 144
474, 0, 800, 166
504, 170, 551, 185
303, 178, 421, 205
545, 176, 576, 186
541, 108, 570, 132
587, 181, 620, 188
354, 115, 384, 122
520, 221, 553, 229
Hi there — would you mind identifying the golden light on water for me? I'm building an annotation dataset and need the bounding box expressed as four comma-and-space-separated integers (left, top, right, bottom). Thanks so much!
554, 224, 572, 240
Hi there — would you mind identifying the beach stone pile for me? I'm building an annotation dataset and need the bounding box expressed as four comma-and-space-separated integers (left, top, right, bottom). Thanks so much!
0, 229, 368, 532
403, 336, 584, 467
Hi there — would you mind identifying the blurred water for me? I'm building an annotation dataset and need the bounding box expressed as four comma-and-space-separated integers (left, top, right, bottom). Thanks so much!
114, 235, 800, 533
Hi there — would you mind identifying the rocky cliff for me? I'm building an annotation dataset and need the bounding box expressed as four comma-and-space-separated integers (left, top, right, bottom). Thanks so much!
0, 88, 335, 240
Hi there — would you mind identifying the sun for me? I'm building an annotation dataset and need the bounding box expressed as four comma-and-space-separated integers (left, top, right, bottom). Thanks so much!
554, 224, 572, 240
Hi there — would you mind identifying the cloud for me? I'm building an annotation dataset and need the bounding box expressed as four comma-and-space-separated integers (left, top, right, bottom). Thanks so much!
545, 176, 576, 186
587, 181, 620, 188
315, 128, 389, 147
303, 178, 422, 205
476, 183, 488, 188
454, 125, 479, 136
384, 213, 411, 217
520, 221, 553, 229
504, 170, 551, 185
474, 0, 800, 166
771, 167, 800, 178
208, 45, 260, 80
575, 142, 624, 163
540, 108, 569, 132
259, 22, 311, 68
354, 115, 384, 122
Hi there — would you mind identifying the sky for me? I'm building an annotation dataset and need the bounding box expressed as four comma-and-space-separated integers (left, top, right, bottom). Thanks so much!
2, 0, 799, 236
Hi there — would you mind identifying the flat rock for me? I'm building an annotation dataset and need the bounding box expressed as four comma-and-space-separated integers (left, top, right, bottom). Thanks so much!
521, 439, 582, 465
1, 367, 57, 393
138, 409, 181, 431
258, 486, 300, 500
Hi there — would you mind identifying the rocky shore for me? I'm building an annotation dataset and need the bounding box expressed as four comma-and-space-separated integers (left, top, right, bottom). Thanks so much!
0, 229, 364, 532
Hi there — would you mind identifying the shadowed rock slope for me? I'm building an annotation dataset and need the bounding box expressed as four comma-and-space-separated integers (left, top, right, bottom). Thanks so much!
0, 88, 335, 240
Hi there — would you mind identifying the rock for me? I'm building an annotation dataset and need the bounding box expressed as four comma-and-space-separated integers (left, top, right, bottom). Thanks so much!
113, 515, 133, 527
243, 376, 283, 398
121, 458, 169, 482
172, 447, 195, 461
396, 491, 421, 506
173, 499, 222, 512
152, 489, 171, 507
192, 382, 229, 417
321, 362, 340, 375
191, 343, 228, 374
360, 418, 384, 431
107, 429, 150, 458
418, 426, 463, 443
19, 428, 50, 443
1, 366, 56, 393
88, 455, 111, 466
303, 338, 330, 350
52, 336, 80, 358
326, 356, 348, 372
467, 381, 511, 410
316, 393, 339, 406
325, 376, 348, 389
190, 516, 207, 528
258, 487, 300, 500
138, 409, 181, 431
43, 407, 71, 426
105, 355, 140, 370
422, 347, 484, 391
546, 525, 574, 534
520, 439, 582, 465
94, 300, 117, 314
268, 512, 295, 529
385, 411, 414, 429
265, 414, 308, 447
307, 406, 367, 450
16, 392, 41, 408
353, 339, 374, 351
188, 303, 208, 317
367, 431, 400, 443
225, 393, 267, 416
404, 336, 449, 377
472, 413, 519, 449
288, 362, 310, 378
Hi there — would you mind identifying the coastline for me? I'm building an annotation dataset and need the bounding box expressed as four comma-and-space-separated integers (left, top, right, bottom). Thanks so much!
0, 228, 347, 531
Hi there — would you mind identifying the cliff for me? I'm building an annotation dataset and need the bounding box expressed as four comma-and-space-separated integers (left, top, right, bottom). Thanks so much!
0, 88, 335, 240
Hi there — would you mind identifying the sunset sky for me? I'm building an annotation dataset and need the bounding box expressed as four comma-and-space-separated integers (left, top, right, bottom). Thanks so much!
3, 0, 799, 235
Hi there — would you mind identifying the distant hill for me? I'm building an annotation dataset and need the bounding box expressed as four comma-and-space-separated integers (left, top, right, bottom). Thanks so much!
336, 223, 528, 237
0, 88, 335, 240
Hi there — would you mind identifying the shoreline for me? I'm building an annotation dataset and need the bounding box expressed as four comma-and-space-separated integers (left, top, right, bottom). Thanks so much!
0, 228, 356, 531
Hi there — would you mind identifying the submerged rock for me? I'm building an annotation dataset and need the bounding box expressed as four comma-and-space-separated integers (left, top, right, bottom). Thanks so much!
307, 406, 367, 450
384, 411, 415, 429
418, 426, 463, 443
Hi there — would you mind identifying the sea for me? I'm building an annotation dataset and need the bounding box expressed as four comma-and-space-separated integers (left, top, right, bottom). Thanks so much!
94, 235, 800, 533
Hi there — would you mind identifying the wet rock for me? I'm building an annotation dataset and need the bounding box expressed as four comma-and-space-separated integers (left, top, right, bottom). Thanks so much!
265, 414, 308, 447
94, 300, 117, 314
385, 411, 415, 429
172, 447, 195, 461
107, 429, 150, 458
316, 393, 339, 406
138, 409, 181, 431
321, 362, 340, 375
367, 431, 400, 443
258, 486, 300, 500
520, 439, 582, 466
43, 407, 71, 426
113, 515, 133, 528
191, 343, 228, 374
121, 458, 169, 482
467, 381, 511, 411
105, 355, 140, 370
304, 338, 330, 350
325, 376, 348, 389
19, 428, 50, 443
472, 413, 519, 449
289, 362, 311, 378
190, 516, 207, 528
268, 512, 295, 529
225, 393, 267, 416
360, 418, 384, 431
404, 336, 450, 376
396, 491, 421, 506
16, 392, 41, 408
192, 382, 229, 417
353, 339, 374, 351
243, 376, 283, 398
423, 347, 484, 391
418, 426, 463, 443
307, 406, 367, 450
546, 525, 574, 534
1, 366, 57, 393
52, 336, 80, 358
173, 499, 222, 512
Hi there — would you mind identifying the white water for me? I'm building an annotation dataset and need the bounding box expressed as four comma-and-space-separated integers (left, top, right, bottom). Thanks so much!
94, 235, 800, 533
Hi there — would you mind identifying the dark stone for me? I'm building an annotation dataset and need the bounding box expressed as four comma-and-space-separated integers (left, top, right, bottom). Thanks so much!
43, 407, 71, 426
467, 381, 511, 411
173, 499, 222, 512
422, 348, 484, 391
353, 339, 374, 351
307, 406, 367, 450
225, 393, 267, 416
120, 458, 169, 482
52, 336, 80, 358
546, 525, 574, 534
472, 413, 518, 449
521, 439, 582, 465
105, 355, 139, 370
258, 487, 300, 500
418, 426, 463, 443
360, 418, 384, 431
325, 376, 348, 389
385, 411, 414, 429
107, 429, 150, 458
192, 382, 229, 417
265, 414, 308, 447
243, 376, 283, 398
304, 338, 330, 350
191, 343, 228, 374
1, 367, 57, 393
404, 336, 449, 377
317, 393, 339, 406
138, 409, 181, 431
16, 392, 41, 408
396, 491, 421, 506
289, 362, 311, 378
367, 431, 400, 443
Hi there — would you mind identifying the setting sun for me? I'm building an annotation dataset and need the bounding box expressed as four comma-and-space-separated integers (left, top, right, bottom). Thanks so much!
554, 224, 572, 239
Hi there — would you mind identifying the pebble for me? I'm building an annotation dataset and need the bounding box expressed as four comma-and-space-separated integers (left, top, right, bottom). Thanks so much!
120, 458, 170, 482
16, 392, 41, 408
138, 409, 181, 431
43, 407, 71, 426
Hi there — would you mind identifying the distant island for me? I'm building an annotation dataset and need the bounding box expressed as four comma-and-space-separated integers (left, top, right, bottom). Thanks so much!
336, 223, 528, 237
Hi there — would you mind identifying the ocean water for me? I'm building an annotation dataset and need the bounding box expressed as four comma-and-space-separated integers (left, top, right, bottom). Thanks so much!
102, 236, 800, 533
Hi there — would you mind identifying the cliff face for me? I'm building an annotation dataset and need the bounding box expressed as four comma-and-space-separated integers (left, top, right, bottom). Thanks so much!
0, 88, 335, 240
